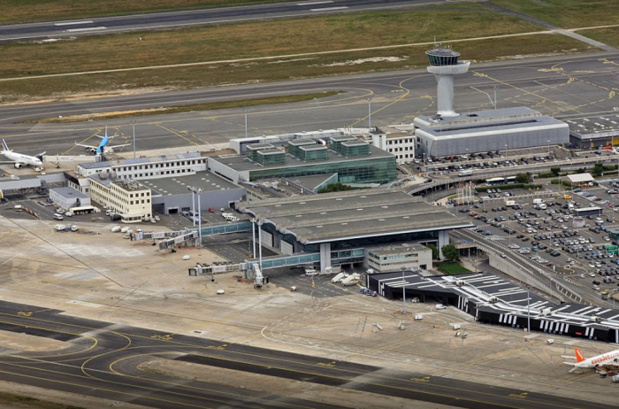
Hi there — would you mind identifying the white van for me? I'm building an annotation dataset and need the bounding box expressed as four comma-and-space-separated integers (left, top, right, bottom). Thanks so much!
53, 213, 64, 220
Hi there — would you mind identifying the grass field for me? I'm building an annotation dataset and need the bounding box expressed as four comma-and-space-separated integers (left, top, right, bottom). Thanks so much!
0, 392, 84, 409
436, 262, 471, 275
490, 0, 619, 28
0, 5, 595, 103
0, 0, 290, 23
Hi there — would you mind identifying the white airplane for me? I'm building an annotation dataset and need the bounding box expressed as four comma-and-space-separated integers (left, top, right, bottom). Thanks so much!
563, 347, 619, 375
75, 126, 129, 155
0, 139, 45, 169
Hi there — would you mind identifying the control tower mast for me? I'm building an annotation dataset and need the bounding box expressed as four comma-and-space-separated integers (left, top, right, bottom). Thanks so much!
426, 45, 470, 118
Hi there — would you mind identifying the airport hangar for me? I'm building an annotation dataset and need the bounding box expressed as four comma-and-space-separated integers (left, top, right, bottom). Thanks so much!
236, 189, 474, 272
367, 271, 619, 344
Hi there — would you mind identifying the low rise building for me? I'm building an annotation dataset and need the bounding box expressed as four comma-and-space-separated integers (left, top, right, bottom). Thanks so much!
89, 174, 152, 223
48, 186, 91, 210
415, 107, 569, 158
371, 126, 415, 164
366, 243, 432, 272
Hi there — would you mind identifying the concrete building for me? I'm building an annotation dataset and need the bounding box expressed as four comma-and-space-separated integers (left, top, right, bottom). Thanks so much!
566, 115, 619, 149
48, 186, 91, 210
415, 107, 569, 158
366, 243, 432, 272
139, 172, 245, 215
237, 189, 473, 272
89, 174, 152, 223
425, 46, 470, 118
371, 126, 415, 164
77, 152, 208, 182
414, 46, 569, 159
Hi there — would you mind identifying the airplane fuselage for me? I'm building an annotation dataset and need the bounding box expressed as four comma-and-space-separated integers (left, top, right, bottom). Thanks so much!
2, 151, 43, 168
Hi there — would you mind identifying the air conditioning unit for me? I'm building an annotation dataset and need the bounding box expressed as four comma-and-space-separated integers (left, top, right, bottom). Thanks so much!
488, 296, 499, 303
456, 280, 466, 287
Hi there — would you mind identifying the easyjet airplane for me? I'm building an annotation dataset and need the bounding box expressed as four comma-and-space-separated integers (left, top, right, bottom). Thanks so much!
563, 347, 619, 374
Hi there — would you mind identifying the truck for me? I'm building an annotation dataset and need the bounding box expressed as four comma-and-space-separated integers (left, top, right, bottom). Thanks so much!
458, 170, 473, 177
533, 198, 545, 205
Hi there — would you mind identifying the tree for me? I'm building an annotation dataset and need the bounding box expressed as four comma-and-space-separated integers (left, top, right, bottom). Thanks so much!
592, 163, 604, 176
441, 244, 460, 261
550, 167, 560, 176
515, 173, 530, 184
427, 243, 439, 260
319, 182, 355, 193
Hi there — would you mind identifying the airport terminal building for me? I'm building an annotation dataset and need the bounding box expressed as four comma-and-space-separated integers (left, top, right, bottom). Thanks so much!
414, 107, 569, 158
237, 189, 473, 272
211, 135, 397, 186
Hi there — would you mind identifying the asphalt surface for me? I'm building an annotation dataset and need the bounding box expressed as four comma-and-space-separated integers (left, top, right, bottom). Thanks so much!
0, 299, 606, 409
0, 51, 617, 158
0, 0, 429, 42
446, 184, 619, 307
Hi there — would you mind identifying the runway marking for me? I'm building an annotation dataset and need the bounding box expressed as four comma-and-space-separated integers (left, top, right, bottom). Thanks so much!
54, 20, 94, 26
310, 6, 348, 11
297, 1, 333, 5
65, 27, 107, 33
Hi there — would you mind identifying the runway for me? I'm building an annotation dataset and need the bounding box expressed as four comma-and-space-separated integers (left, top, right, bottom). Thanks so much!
0, 0, 424, 43
0, 299, 600, 409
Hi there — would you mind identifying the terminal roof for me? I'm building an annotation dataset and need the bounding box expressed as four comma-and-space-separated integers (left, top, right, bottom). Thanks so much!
237, 189, 473, 244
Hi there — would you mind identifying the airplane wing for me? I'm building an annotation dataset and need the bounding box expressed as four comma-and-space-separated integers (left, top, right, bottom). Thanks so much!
107, 143, 130, 150
75, 142, 96, 149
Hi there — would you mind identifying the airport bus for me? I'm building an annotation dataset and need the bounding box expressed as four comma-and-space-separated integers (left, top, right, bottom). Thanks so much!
486, 176, 517, 186
575, 206, 603, 217
486, 177, 506, 186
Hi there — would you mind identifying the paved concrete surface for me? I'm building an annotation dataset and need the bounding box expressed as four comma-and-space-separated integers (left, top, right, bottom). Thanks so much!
0, 214, 618, 407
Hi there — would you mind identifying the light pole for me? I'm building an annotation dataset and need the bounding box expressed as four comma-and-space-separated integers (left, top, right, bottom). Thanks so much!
188, 187, 202, 245
196, 188, 202, 247
547, 139, 551, 156
189, 187, 196, 227
244, 108, 248, 138
469, 86, 496, 110
526, 284, 531, 333
131, 120, 136, 159
401, 266, 406, 315
367, 96, 373, 132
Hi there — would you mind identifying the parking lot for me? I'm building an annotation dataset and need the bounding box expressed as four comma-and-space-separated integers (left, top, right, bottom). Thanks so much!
420, 146, 616, 178
449, 182, 619, 304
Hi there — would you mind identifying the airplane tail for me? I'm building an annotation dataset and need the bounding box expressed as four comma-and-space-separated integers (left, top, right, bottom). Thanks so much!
575, 348, 586, 363
1, 138, 10, 152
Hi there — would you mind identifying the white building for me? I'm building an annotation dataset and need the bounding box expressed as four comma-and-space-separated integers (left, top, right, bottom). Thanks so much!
48, 186, 91, 211
371, 126, 415, 164
77, 152, 208, 181
89, 174, 152, 223
366, 243, 433, 273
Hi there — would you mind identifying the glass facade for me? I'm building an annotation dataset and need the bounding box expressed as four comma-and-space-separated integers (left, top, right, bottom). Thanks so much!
288, 140, 316, 157
257, 149, 286, 165
248, 156, 396, 185
340, 142, 370, 157
426, 49, 460, 66
299, 146, 328, 161
246, 143, 274, 161
331, 230, 438, 250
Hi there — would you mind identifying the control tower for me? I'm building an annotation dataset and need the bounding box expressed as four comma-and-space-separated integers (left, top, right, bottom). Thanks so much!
426, 46, 470, 118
